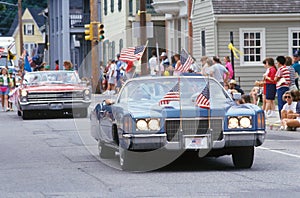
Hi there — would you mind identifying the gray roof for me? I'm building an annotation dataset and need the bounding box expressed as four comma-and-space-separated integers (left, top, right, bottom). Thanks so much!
212, 0, 300, 14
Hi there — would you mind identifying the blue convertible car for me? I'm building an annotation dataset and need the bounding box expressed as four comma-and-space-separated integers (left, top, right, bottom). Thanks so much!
90, 76, 266, 171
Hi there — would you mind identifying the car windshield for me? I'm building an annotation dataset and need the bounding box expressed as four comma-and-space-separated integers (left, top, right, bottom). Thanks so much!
118, 77, 232, 109
23, 71, 80, 85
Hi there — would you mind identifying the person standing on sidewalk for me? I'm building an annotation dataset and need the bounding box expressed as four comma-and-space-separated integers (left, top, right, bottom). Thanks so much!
292, 50, 300, 89
263, 58, 277, 117
274, 56, 291, 118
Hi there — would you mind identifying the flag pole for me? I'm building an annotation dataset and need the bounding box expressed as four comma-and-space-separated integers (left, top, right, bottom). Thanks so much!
133, 40, 148, 78
156, 41, 161, 76
178, 76, 183, 148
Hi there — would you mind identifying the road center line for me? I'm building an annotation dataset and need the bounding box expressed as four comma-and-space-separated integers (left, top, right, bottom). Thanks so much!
258, 146, 300, 159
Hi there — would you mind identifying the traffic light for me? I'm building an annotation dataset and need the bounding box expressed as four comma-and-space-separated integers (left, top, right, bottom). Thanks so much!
98, 23, 105, 41
84, 23, 92, 41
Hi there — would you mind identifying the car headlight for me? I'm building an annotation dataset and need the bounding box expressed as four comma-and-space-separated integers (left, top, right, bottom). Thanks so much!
84, 89, 90, 95
83, 89, 91, 100
228, 117, 239, 129
240, 117, 252, 128
136, 119, 148, 131
136, 119, 161, 131
21, 90, 28, 97
148, 119, 160, 131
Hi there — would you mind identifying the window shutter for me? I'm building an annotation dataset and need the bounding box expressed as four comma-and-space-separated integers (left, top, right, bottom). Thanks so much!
32, 25, 34, 35
24, 25, 27, 35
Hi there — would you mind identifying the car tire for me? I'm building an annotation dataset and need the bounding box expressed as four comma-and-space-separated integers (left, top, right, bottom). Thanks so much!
98, 141, 115, 159
232, 146, 254, 169
17, 110, 22, 116
22, 110, 32, 120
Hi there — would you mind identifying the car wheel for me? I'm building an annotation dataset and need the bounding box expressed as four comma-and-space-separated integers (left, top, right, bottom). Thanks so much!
232, 146, 254, 169
98, 141, 115, 159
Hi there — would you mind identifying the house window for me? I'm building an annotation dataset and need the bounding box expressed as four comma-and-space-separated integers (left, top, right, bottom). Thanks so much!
129, 0, 133, 15
289, 28, 300, 55
112, 41, 115, 59
118, 0, 122, 12
24, 24, 34, 35
103, 40, 108, 64
119, 39, 123, 53
24, 43, 35, 55
111, 0, 114, 13
104, 0, 107, 15
239, 28, 265, 66
201, 30, 206, 56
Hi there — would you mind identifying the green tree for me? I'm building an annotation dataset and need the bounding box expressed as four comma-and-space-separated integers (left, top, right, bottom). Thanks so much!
0, 0, 47, 36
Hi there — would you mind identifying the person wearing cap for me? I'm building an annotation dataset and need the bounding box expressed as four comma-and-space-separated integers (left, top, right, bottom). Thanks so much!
160, 52, 170, 72
45, 65, 51, 70
228, 79, 244, 95
292, 50, 300, 89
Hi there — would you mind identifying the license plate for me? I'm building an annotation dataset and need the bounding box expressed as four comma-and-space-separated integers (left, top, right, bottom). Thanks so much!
185, 137, 209, 149
49, 103, 63, 110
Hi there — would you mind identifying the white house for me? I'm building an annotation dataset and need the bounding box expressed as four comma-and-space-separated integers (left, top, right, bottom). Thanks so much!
192, 0, 300, 92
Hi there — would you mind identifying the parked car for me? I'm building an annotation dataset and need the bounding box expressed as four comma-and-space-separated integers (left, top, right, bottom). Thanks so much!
90, 76, 266, 171
16, 71, 91, 119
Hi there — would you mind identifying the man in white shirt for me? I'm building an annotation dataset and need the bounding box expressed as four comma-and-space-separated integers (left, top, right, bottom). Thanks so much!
148, 50, 158, 76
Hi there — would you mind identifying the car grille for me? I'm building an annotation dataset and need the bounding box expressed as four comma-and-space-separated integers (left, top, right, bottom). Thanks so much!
27, 92, 83, 102
165, 118, 223, 142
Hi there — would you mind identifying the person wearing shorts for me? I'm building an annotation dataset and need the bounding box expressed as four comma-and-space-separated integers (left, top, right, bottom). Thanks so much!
0, 68, 11, 112
263, 58, 277, 117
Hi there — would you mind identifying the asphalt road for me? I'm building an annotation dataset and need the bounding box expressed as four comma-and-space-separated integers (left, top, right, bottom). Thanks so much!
1, 103, 300, 197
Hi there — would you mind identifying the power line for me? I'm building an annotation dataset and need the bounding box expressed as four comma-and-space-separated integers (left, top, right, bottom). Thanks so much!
0, 1, 17, 7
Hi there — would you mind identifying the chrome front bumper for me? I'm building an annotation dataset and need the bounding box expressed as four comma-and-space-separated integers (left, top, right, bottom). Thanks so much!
122, 130, 266, 150
20, 99, 91, 111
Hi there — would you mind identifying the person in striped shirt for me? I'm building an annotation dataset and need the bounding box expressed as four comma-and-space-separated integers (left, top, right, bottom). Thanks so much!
275, 56, 291, 118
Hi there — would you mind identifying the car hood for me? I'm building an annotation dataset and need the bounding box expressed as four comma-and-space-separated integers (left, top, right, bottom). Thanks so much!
226, 103, 261, 116
115, 101, 231, 119
24, 84, 85, 92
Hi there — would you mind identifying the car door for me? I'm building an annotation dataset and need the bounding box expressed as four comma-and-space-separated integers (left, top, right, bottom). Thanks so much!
98, 101, 114, 143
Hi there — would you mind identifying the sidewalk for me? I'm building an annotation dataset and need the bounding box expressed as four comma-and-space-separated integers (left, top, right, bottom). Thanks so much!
265, 109, 300, 131
265, 110, 281, 131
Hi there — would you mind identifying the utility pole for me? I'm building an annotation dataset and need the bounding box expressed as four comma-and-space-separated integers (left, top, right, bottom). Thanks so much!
18, 0, 23, 70
140, 0, 147, 76
230, 32, 235, 79
90, 0, 99, 93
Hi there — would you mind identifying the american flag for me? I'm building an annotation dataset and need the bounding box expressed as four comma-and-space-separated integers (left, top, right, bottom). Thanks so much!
196, 84, 210, 109
119, 45, 145, 62
159, 82, 180, 105
176, 49, 193, 72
